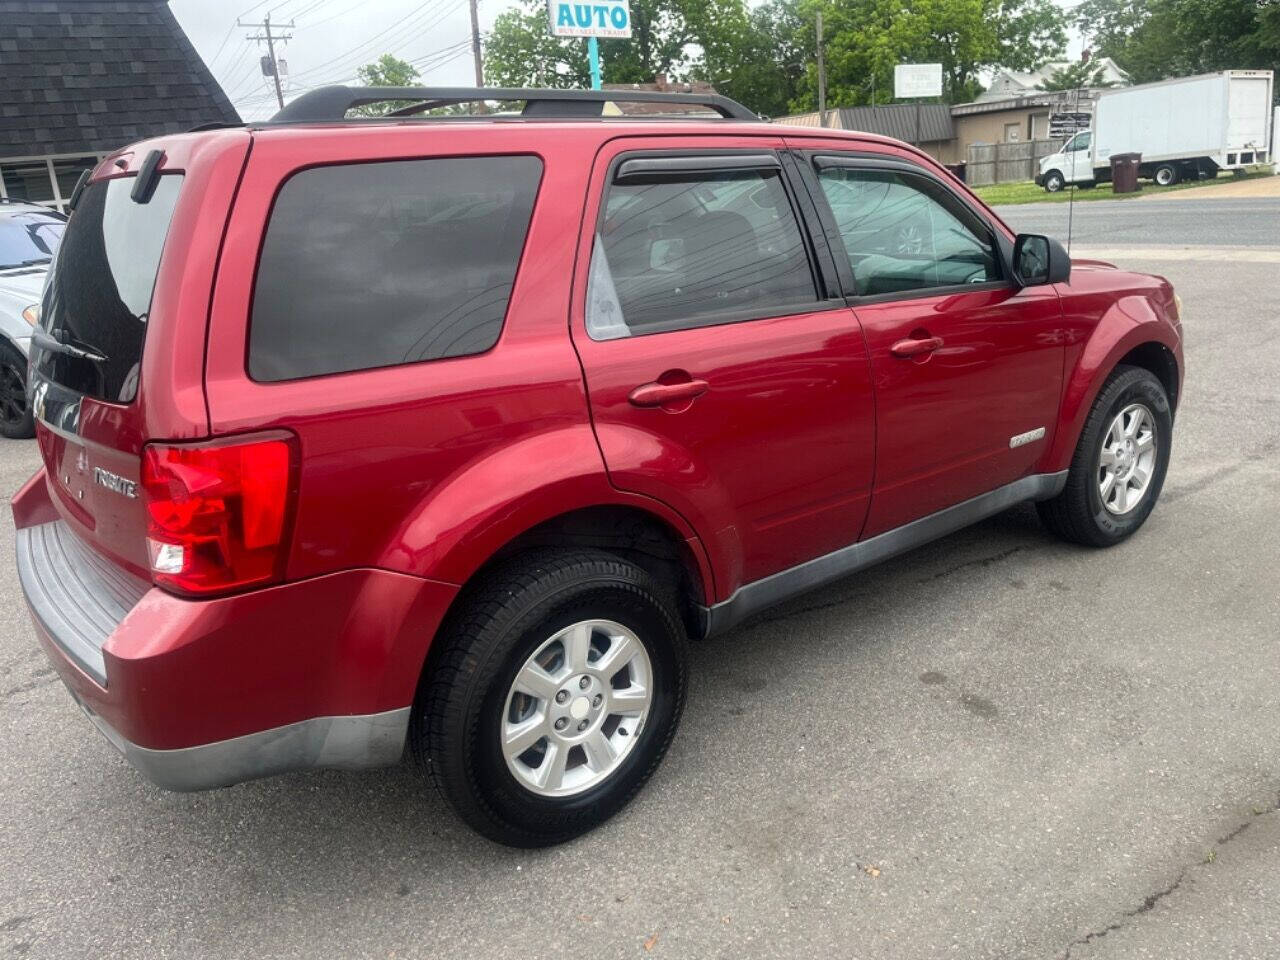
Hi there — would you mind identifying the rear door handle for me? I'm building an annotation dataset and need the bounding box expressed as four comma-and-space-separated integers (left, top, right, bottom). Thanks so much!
890, 336, 943, 358
628, 379, 709, 408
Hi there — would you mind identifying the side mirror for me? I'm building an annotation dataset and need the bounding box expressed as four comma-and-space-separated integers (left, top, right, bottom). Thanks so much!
1013, 233, 1070, 287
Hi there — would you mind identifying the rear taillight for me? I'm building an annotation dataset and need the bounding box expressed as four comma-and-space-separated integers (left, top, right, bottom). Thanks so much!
140, 433, 297, 596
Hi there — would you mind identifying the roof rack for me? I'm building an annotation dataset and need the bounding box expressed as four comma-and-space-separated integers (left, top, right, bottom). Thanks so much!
268, 86, 760, 124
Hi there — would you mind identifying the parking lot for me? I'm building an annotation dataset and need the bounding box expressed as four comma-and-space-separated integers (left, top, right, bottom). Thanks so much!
2, 193, 1279, 959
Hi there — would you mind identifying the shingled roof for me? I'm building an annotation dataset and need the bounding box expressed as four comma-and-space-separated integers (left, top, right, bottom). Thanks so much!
0, 0, 240, 157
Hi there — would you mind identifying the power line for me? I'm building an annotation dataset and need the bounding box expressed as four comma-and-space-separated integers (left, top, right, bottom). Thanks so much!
239, 11, 295, 110
284, 0, 457, 81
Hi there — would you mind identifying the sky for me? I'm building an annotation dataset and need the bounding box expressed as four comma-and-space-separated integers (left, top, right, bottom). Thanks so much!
171, 0, 1085, 122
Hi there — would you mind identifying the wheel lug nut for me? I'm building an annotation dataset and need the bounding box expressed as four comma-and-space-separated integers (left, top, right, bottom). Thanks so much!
555, 691, 569, 704
592, 694, 603, 708
577, 719, 589, 731
554, 718, 568, 731
579, 676, 590, 690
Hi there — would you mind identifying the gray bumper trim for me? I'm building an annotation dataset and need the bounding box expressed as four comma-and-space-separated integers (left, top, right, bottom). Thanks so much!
703, 471, 1068, 637
68, 691, 411, 791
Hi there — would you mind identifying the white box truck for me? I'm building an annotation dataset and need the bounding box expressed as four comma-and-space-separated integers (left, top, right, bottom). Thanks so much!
1037, 70, 1274, 192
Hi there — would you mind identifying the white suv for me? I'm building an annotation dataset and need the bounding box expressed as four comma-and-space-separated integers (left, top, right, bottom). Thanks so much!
0, 199, 65, 438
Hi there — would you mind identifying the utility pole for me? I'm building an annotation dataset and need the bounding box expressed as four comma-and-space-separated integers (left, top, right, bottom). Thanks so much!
240, 12, 293, 111
468, 0, 484, 87
816, 11, 827, 127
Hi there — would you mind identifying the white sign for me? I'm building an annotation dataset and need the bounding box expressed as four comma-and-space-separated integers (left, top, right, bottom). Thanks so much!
894, 63, 943, 99
548, 0, 632, 38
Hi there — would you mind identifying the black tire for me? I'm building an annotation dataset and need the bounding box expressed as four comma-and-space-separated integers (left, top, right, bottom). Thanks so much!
0, 340, 35, 440
1043, 170, 1065, 193
1037, 365, 1173, 547
412, 549, 688, 847
1154, 163, 1179, 187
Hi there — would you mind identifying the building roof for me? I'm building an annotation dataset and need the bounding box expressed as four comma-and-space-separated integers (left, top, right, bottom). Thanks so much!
834, 103, 953, 143
979, 57, 1130, 102
773, 103, 953, 143
951, 92, 1072, 116
0, 0, 240, 158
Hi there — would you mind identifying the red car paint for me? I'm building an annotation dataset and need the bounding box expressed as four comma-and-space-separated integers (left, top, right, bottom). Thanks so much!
12, 117, 1182, 768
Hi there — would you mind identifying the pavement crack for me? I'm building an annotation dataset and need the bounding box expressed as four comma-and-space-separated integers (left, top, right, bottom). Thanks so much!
1061, 871, 1187, 959
917, 546, 1024, 584
1059, 797, 1280, 959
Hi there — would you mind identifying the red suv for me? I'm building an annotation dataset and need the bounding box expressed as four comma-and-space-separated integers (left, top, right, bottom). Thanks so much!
13, 87, 1182, 846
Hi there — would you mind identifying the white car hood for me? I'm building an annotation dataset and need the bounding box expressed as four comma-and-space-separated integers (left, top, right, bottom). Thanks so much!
0, 267, 48, 304
0, 267, 48, 344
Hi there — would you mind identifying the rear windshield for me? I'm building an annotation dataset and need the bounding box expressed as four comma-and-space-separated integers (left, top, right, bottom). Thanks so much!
34, 174, 182, 403
0, 210, 65, 270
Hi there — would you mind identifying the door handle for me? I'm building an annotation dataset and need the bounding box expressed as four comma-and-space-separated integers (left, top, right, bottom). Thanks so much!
628, 379, 709, 408
890, 336, 943, 358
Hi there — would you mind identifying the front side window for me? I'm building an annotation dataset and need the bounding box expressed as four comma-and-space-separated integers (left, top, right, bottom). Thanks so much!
249, 155, 542, 382
586, 163, 817, 339
817, 166, 1000, 297
1067, 132, 1091, 153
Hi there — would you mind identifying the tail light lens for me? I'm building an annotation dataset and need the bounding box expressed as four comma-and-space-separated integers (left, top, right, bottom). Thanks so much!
140, 433, 297, 596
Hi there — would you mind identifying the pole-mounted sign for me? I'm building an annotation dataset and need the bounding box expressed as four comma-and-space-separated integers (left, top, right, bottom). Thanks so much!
893, 63, 943, 99
547, 1, 631, 90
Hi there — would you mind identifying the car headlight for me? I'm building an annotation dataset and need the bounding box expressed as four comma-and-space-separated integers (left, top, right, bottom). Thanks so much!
21, 304, 40, 326
1173, 293, 1183, 323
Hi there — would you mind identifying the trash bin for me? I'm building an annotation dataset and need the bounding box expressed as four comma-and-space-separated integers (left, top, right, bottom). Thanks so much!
944, 162, 967, 183
1111, 152, 1142, 193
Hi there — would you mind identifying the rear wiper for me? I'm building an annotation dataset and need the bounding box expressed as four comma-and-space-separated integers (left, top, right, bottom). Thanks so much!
31, 328, 107, 363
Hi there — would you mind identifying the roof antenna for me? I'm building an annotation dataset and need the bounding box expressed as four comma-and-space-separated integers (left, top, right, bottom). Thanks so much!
1064, 80, 1085, 255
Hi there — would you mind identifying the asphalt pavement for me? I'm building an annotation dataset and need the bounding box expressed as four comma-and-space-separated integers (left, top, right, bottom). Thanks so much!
2, 194, 1279, 959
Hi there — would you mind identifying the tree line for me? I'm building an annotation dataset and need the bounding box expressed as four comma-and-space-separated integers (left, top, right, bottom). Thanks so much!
481, 0, 1280, 117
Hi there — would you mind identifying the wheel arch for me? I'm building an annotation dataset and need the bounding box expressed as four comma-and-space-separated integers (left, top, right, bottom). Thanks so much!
1044, 297, 1182, 474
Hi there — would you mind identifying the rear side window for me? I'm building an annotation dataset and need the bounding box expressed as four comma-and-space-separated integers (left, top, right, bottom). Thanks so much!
249, 155, 542, 382
586, 163, 817, 339
35, 175, 183, 403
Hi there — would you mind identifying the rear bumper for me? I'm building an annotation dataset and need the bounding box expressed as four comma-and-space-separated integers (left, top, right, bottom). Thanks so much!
13, 471, 457, 790
63, 684, 409, 791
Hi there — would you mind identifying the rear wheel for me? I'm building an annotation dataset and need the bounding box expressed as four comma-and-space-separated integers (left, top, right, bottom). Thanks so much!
413, 549, 688, 847
1037, 366, 1172, 547
1154, 163, 1180, 187
1043, 170, 1066, 193
0, 340, 34, 440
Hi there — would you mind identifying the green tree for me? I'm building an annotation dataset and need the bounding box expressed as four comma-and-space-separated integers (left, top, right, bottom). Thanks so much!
352, 54, 421, 116
792, 0, 1067, 112
1036, 60, 1117, 91
690, 0, 806, 117
1076, 0, 1280, 83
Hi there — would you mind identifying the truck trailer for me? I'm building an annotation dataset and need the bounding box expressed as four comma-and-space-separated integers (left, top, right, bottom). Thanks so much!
1037, 70, 1274, 192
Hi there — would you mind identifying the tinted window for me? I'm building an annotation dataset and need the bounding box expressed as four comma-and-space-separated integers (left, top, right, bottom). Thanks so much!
586, 164, 817, 339
0, 211, 65, 270
34, 175, 182, 403
249, 156, 542, 382
817, 167, 999, 297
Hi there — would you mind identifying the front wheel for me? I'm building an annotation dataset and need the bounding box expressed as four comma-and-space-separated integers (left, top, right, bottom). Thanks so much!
413, 549, 688, 847
1037, 366, 1173, 547
0, 340, 35, 440
1043, 170, 1065, 193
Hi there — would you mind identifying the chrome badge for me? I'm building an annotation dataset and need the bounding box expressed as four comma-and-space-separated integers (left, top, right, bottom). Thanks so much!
93, 467, 138, 499
1009, 427, 1047, 449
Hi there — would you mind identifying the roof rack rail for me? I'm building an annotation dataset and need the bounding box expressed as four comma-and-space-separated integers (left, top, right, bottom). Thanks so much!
267, 86, 760, 124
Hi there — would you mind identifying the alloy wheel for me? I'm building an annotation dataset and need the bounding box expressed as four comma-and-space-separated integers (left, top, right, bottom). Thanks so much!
1098, 403, 1157, 515
501, 619, 652, 798
0, 357, 28, 430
